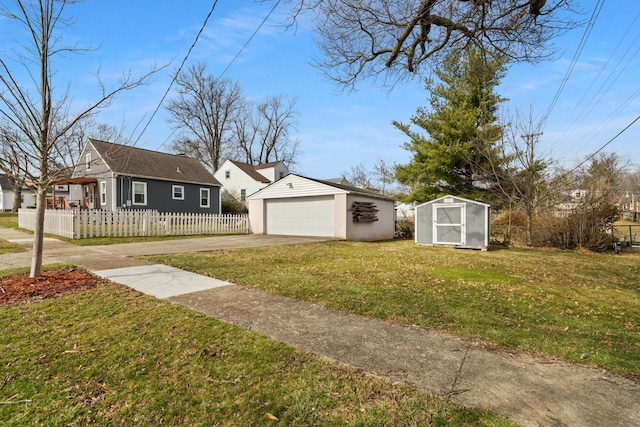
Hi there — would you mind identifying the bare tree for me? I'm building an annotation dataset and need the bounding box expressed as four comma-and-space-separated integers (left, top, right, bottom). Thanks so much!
581, 152, 629, 198
278, 0, 579, 89
0, 0, 161, 277
166, 62, 244, 173
342, 163, 374, 189
0, 123, 29, 211
233, 95, 300, 166
483, 108, 550, 245
372, 157, 395, 195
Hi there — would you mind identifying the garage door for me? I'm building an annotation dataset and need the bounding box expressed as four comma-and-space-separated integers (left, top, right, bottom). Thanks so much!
266, 196, 335, 237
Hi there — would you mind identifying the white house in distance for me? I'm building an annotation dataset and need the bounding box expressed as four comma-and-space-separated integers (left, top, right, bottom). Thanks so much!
214, 159, 289, 206
248, 174, 396, 241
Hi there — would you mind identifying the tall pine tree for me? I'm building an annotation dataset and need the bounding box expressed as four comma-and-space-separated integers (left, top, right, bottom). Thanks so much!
394, 49, 506, 202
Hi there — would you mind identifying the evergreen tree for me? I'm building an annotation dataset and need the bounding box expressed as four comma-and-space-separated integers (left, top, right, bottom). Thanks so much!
394, 49, 506, 202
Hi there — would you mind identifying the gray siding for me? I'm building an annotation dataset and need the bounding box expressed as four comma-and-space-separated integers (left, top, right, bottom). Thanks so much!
117, 178, 220, 214
416, 195, 489, 249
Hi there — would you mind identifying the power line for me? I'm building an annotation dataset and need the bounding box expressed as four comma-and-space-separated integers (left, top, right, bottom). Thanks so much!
218, 0, 282, 79
538, 0, 605, 129
132, 0, 220, 147
564, 114, 640, 177
553, 10, 640, 146
157, 1, 282, 152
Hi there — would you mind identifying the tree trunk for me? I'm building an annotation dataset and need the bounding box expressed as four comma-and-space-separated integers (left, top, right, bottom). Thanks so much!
12, 186, 22, 212
30, 188, 46, 278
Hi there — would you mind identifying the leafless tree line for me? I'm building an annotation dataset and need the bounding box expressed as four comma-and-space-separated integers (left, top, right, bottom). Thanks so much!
166, 62, 300, 173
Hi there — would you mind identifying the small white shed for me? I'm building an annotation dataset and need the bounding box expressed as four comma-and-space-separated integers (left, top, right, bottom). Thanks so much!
415, 195, 490, 250
248, 174, 396, 241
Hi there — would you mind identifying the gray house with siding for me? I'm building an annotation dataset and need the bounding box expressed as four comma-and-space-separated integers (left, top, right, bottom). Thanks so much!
415, 195, 490, 250
71, 139, 221, 214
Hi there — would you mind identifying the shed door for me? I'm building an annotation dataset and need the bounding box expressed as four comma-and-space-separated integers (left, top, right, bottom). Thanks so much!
433, 204, 465, 245
266, 196, 335, 237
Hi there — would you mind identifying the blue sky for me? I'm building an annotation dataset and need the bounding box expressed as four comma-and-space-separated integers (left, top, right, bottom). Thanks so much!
2, 1, 639, 179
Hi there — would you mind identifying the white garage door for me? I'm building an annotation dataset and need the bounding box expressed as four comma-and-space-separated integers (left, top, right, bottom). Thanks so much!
266, 196, 335, 237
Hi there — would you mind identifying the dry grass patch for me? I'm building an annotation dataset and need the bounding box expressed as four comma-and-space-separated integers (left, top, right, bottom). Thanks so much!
147, 240, 640, 377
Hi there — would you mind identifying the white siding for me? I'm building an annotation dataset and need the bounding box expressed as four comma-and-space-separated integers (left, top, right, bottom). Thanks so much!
250, 175, 346, 200
214, 159, 270, 202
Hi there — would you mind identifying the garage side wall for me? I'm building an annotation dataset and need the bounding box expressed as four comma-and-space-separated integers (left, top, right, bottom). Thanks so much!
248, 199, 265, 234
346, 195, 395, 241
335, 194, 347, 239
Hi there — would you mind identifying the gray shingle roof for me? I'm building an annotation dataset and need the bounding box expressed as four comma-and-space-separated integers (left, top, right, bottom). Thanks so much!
89, 139, 220, 186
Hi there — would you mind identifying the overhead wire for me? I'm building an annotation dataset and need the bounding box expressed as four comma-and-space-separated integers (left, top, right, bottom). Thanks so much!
131, 0, 220, 148
538, 0, 605, 129
218, 0, 282, 79
155, 0, 282, 152
553, 10, 640, 146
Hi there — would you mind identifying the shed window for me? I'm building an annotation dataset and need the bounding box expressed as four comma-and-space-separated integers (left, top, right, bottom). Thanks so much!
172, 185, 184, 200
132, 181, 147, 206
200, 188, 210, 208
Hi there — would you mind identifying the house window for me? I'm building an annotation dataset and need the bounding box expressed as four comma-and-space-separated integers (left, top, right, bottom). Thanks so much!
172, 185, 184, 200
279, 171, 285, 179
240, 189, 246, 201
100, 181, 107, 205
200, 188, 210, 208
86, 153, 91, 171
132, 181, 147, 206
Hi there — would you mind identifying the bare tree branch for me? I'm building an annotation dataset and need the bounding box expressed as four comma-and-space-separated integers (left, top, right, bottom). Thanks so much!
275, 0, 580, 89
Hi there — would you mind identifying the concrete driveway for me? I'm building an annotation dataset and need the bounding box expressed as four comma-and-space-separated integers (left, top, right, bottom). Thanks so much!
95, 234, 336, 257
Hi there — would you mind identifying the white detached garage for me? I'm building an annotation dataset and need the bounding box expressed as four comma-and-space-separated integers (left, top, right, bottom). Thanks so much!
248, 174, 396, 241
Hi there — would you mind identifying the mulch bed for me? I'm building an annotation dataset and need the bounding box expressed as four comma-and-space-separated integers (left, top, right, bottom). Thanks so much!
0, 268, 105, 306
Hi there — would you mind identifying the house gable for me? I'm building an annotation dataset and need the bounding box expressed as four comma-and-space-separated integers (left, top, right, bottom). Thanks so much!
74, 139, 221, 186
214, 159, 289, 204
70, 139, 221, 213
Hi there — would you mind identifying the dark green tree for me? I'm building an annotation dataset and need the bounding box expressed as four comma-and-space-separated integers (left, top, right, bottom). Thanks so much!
394, 49, 506, 202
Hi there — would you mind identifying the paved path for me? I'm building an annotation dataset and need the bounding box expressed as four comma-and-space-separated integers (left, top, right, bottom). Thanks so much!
2, 227, 639, 427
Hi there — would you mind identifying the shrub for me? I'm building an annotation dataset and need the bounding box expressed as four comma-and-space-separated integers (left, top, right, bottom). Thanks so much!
395, 219, 414, 239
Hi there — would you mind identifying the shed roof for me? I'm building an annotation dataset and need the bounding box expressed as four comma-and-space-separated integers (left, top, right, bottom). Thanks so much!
416, 194, 490, 209
87, 139, 221, 186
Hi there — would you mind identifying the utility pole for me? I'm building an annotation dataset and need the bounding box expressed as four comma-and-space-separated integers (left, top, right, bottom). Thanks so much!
521, 132, 543, 246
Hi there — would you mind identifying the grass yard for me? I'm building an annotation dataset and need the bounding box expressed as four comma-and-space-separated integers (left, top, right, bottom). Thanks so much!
147, 240, 640, 378
0, 213, 24, 254
0, 212, 18, 229
0, 283, 511, 427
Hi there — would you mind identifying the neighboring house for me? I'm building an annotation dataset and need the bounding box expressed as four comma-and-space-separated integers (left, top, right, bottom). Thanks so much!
415, 195, 490, 250
214, 159, 289, 207
248, 174, 396, 241
396, 201, 417, 220
1, 175, 37, 211
70, 139, 222, 213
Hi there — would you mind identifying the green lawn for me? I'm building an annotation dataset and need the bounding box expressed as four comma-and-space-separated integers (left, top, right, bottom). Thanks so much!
0, 212, 18, 229
0, 283, 511, 427
0, 213, 24, 254
147, 240, 640, 377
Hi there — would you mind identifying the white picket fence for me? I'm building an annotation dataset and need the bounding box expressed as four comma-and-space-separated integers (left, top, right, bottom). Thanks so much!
18, 209, 249, 239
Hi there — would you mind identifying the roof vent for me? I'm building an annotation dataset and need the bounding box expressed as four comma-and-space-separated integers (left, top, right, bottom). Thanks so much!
176, 167, 181, 173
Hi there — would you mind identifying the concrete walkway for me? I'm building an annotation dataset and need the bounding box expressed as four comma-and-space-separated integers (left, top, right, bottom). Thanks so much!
2, 227, 638, 427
